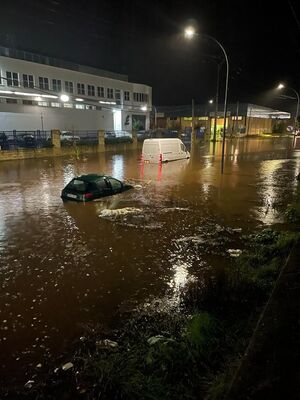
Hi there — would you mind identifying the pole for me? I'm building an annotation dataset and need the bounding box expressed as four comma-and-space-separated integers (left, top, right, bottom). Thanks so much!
290, 88, 300, 130
154, 105, 157, 129
192, 98, 195, 147
202, 34, 229, 174
213, 62, 221, 142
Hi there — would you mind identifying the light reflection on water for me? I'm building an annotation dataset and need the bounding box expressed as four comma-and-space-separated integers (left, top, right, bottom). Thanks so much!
0, 138, 299, 386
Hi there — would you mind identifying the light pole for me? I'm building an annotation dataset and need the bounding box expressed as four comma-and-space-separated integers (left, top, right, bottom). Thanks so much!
184, 27, 229, 173
277, 83, 299, 132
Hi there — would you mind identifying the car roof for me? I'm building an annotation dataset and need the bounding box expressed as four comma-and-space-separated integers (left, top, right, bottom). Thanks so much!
75, 174, 114, 183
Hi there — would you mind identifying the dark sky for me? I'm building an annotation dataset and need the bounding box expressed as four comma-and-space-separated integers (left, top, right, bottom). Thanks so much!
1, 0, 300, 110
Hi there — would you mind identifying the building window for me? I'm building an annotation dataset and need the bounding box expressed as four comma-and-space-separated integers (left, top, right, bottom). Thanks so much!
6, 71, 19, 87
22, 74, 34, 88
115, 89, 121, 100
133, 92, 148, 102
86, 104, 96, 110
63, 103, 73, 108
97, 86, 104, 97
77, 83, 85, 95
52, 79, 62, 92
38, 101, 48, 107
6, 98, 18, 104
107, 88, 114, 99
88, 85, 95, 96
65, 81, 73, 93
124, 91, 130, 101
39, 77, 49, 90
23, 99, 34, 105
75, 104, 85, 109
51, 102, 61, 107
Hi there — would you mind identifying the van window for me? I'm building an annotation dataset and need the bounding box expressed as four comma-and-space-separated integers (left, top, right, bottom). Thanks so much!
180, 143, 186, 152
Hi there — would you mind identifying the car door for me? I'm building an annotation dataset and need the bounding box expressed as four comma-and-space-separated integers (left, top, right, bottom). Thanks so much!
107, 178, 123, 194
96, 178, 113, 197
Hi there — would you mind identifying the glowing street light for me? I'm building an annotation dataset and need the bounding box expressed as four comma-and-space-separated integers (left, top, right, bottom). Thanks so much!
60, 94, 69, 102
184, 26, 229, 173
208, 99, 214, 104
184, 26, 196, 39
141, 105, 147, 111
277, 82, 299, 131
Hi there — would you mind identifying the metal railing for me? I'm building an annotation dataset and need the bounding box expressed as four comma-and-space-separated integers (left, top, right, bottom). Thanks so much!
60, 130, 98, 146
0, 130, 51, 150
104, 130, 132, 144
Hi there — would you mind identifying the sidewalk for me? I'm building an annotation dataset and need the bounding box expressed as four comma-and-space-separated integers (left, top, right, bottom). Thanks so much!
227, 244, 300, 400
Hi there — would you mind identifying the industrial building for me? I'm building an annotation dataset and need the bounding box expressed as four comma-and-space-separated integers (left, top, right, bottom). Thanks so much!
0, 46, 152, 132
155, 103, 291, 138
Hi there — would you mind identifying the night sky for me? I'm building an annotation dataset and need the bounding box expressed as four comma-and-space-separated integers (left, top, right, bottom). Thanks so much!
1, 0, 300, 110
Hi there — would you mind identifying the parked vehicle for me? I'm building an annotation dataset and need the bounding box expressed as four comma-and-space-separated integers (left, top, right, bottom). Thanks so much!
16, 133, 41, 148
60, 131, 80, 142
142, 138, 190, 163
61, 174, 133, 202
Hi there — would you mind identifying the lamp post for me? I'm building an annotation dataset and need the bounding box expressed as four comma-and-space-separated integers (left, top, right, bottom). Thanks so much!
277, 83, 299, 131
184, 27, 229, 173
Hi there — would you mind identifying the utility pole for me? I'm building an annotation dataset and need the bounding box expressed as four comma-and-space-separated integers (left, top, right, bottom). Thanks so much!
191, 98, 195, 147
212, 63, 221, 142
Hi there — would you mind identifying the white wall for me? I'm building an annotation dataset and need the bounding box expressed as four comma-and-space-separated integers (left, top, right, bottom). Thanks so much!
0, 103, 113, 131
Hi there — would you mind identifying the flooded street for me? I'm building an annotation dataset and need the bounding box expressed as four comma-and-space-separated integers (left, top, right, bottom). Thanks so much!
0, 138, 299, 387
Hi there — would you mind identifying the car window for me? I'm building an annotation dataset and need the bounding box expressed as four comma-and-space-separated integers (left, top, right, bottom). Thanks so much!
108, 178, 122, 191
96, 179, 110, 191
67, 179, 87, 193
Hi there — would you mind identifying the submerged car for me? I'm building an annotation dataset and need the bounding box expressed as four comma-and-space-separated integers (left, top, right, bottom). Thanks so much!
61, 174, 133, 202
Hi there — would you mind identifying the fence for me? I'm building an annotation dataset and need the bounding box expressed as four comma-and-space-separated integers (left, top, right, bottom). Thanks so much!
60, 130, 98, 146
0, 130, 51, 150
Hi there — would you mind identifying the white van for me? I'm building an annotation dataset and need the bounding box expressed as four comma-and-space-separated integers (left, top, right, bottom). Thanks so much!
142, 138, 190, 163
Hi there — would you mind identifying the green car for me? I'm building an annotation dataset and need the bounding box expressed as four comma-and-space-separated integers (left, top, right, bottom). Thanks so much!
61, 174, 133, 202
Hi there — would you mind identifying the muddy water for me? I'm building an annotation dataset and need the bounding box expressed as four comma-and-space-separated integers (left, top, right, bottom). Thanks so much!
0, 138, 299, 387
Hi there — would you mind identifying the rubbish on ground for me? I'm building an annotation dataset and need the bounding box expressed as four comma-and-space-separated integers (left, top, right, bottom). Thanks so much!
62, 362, 74, 371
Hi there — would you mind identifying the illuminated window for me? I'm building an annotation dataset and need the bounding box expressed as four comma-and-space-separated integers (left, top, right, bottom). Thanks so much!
39, 77, 49, 90
51, 102, 60, 107
63, 103, 73, 108
52, 79, 62, 92
38, 101, 48, 107
65, 81, 73, 93
22, 74, 34, 88
75, 104, 84, 109
124, 91, 130, 101
6, 71, 19, 87
88, 85, 95, 96
77, 83, 85, 95
86, 104, 96, 110
97, 86, 104, 97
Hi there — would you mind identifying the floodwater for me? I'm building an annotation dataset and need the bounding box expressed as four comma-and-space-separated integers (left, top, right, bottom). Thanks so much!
0, 138, 299, 388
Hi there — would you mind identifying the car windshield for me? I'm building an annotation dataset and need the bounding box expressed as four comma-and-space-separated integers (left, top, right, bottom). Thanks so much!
66, 179, 87, 193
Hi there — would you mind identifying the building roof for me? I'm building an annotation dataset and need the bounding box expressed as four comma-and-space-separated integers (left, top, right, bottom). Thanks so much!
157, 103, 291, 119
0, 46, 128, 82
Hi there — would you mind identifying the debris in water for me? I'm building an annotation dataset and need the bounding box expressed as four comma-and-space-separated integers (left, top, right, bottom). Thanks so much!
24, 380, 34, 389
99, 208, 142, 218
36, 363, 42, 369
147, 335, 165, 346
95, 339, 118, 350
228, 249, 242, 257
62, 362, 74, 371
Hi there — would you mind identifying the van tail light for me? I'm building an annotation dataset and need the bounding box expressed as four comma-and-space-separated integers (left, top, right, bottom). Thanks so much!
159, 153, 162, 163
84, 192, 93, 199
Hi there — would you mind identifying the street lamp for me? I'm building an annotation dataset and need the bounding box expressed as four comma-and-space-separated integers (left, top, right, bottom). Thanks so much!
277, 83, 299, 131
60, 94, 69, 102
184, 26, 229, 173
208, 99, 214, 104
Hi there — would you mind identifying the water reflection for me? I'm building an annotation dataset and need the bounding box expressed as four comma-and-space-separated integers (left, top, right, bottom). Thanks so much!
0, 138, 298, 386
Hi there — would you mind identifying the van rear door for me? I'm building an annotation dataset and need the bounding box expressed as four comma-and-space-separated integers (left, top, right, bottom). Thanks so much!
143, 141, 160, 162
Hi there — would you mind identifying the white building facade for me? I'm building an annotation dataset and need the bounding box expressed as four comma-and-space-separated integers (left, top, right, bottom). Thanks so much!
0, 47, 152, 132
